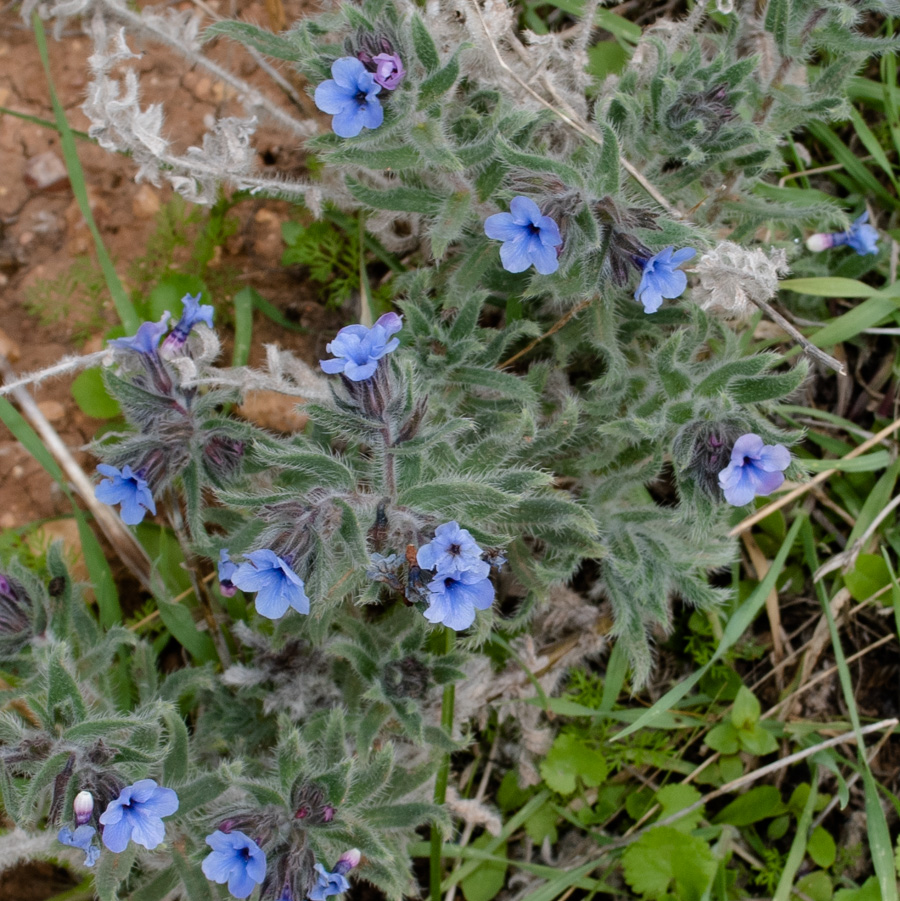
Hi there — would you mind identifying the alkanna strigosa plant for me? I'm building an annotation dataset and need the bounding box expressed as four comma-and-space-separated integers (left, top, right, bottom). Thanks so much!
3, 0, 898, 895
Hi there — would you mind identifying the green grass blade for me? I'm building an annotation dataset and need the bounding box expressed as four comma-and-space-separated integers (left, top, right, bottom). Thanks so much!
800, 521, 898, 901
772, 766, 817, 901
232, 288, 254, 367
32, 13, 140, 334
613, 514, 805, 741
0, 397, 121, 625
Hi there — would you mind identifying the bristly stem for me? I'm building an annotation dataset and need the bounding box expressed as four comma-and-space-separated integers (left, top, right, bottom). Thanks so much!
430, 626, 455, 900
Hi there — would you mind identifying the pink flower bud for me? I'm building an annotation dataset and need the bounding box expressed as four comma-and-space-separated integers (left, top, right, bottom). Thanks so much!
335, 848, 361, 875
73, 790, 94, 825
322, 804, 335, 822
805, 233, 834, 252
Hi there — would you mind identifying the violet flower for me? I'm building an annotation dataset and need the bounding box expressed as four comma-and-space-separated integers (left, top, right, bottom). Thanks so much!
371, 53, 404, 89
484, 196, 562, 275
718, 433, 790, 506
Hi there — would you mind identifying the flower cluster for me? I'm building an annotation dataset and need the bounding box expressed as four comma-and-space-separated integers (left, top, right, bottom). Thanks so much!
416, 521, 495, 631
482, 197, 695, 313
201, 832, 360, 901
56, 782, 179, 866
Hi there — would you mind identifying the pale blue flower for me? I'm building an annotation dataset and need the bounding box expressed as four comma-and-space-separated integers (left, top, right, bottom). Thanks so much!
99, 779, 179, 853
423, 569, 494, 631
634, 246, 695, 313
162, 293, 214, 354
218, 549, 238, 597
807, 212, 879, 256
308, 852, 359, 901
109, 313, 171, 354
718, 433, 790, 506
58, 824, 100, 867
95, 464, 156, 525
417, 521, 486, 576
232, 550, 310, 619
484, 196, 562, 275
314, 58, 383, 138
320, 312, 402, 381
202, 830, 267, 899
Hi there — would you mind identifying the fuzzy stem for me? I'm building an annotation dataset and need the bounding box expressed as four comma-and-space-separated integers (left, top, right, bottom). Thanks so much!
430, 626, 456, 900
163, 489, 233, 667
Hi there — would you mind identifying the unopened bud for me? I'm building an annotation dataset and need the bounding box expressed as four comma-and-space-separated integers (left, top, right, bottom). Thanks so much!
322, 804, 335, 823
335, 849, 361, 875
73, 791, 94, 825
805, 233, 834, 252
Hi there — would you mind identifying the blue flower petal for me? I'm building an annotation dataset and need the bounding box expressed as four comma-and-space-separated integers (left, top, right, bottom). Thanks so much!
508, 195, 543, 225
483, 213, 522, 242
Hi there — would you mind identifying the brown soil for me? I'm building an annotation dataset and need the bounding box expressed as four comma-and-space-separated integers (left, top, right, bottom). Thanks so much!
0, 0, 343, 531
0, 3, 340, 895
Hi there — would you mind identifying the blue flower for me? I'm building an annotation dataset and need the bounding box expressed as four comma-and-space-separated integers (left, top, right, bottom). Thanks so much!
58, 824, 100, 867
95, 464, 156, 525
423, 569, 494, 631
718, 433, 790, 506
202, 830, 267, 899
232, 550, 310, 619
109, 313, 171, 355
484, 196, 562, 275
218, 549, 238, 598
807, 212, 880, 256
314, 58, 383, 138
162, 293, 214, 355
633, 246, 695, 313
417, 521, 486, 576
320, 312, 402, 382
98, 779, 179, 853
308, 850, 361, 900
